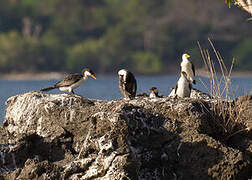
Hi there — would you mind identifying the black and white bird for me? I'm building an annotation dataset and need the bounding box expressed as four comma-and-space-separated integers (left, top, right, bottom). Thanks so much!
41, 68, 96, 94
118, 69, 137, 100
175, 71, 192, 98
149, 87, 162, 98
181, 53, 196, 84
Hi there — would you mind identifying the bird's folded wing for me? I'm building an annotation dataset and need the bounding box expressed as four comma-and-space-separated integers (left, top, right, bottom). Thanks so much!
192, 63, 195, 76
125, 73, 137, 96
55, 74, 82, 87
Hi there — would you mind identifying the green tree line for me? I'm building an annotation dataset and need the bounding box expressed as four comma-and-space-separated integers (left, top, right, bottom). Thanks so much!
0, 0, 252, 74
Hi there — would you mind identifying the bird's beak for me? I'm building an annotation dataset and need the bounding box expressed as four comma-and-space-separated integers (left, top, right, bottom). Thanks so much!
186, 55, 190, 58
89, 74, 96, 79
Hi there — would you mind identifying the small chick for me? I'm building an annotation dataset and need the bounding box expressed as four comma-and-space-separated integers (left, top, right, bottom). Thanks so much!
149, 87, 163, 98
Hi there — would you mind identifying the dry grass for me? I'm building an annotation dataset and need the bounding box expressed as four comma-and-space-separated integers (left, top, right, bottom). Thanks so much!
198, 38, 251, 139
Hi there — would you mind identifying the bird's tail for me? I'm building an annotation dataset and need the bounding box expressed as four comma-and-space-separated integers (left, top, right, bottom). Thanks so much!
40, 86, 56, 92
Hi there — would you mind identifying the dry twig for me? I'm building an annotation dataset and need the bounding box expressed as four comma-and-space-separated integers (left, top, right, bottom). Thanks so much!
198, 39, 250, 138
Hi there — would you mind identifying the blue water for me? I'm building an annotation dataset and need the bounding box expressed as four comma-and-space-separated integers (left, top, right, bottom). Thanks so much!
0, 75, 252, 124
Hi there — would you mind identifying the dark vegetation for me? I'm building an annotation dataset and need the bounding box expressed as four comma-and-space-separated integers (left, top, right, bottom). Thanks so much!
0, 0, 252, 74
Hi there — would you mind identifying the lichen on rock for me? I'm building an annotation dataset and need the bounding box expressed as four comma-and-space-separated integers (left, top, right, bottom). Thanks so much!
0, 91, 252, 179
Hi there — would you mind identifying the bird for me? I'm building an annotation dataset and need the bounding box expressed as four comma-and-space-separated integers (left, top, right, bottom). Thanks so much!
149, 87, 162, 98
180, 53, 196, 84
41, 68, 96, 94
175, 71, 192, 98
118, 69, 137, 100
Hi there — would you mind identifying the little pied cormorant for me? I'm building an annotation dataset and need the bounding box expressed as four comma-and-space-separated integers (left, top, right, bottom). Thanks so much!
181, 53, 196, 84
175, 71, 192, 98
41, 68, 96, 94
149, 87, 161, 98
118, 69, 137, 100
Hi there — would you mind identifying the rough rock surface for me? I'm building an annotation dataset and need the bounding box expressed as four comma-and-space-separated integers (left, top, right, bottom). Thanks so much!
0, 91, 251, 179
169, 88, 212, 100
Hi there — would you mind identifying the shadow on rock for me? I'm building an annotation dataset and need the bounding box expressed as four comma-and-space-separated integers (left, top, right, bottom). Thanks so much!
0, 92, 251, 179
121, 104, 228, 179
175, 140, 223, 179
0, 131, 76, 175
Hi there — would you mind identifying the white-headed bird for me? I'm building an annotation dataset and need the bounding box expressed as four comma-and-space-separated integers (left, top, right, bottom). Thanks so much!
118, 69, 137, 100
181, 53, 196, 84
41, 68, 96, 94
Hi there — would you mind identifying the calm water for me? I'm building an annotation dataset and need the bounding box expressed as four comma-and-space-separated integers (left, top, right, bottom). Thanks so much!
0, 75, 252, 124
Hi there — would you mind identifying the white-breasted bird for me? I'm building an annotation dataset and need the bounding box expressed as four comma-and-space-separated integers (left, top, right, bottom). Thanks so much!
118, 69, 137, 100
149, 87, 158, 98
41, 68, 96, 94
175, 71, 192, 98
149, 87, 163, 98
181, 53, 196, 84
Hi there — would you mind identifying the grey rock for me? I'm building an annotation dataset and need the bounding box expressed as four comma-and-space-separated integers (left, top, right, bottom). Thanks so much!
0, 91, 251, 179
169, 88, 212, 100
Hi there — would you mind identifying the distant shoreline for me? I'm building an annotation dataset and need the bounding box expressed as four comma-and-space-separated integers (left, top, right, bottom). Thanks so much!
0, 71, 251, 80
0, 72, 64, 80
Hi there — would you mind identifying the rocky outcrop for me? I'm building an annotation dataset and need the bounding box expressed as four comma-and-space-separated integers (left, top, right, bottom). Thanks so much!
169, 88, 213, 100
0, 91, 251, 179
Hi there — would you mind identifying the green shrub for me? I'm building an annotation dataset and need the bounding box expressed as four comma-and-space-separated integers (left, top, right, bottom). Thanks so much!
0, 31, 26, 72
0, 31, 66, 72
66, 39, 105, 71
131, 51, 162, 73
232, 39, 252, 70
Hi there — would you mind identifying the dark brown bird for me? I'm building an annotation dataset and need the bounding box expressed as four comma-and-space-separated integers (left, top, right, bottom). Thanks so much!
118, 69, 137, 99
